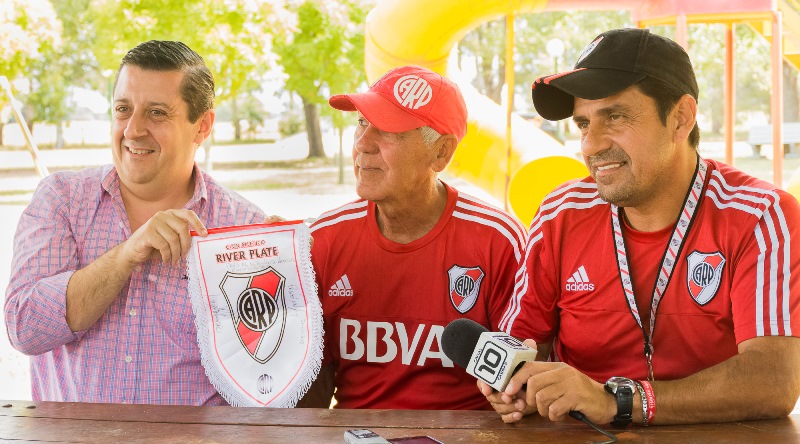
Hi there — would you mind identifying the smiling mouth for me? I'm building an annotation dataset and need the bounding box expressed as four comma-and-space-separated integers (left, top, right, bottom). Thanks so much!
596, 162, 624, 171
126, 145, 155, 155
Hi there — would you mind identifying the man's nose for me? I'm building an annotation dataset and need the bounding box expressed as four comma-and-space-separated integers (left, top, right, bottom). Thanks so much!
123, 112, 148, 140
580, 123, 612, 159
354, 124, 379, 154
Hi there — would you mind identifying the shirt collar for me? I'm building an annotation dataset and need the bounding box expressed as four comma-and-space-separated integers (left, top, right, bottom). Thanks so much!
101, 163, 208, 210
187, 163, 208, 209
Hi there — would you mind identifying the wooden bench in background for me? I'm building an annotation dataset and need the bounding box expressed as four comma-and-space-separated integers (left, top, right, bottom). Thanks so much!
748, 122, 800, 157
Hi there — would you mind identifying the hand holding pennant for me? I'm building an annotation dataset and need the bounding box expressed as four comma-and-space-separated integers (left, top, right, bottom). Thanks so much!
187, 221, 322, 407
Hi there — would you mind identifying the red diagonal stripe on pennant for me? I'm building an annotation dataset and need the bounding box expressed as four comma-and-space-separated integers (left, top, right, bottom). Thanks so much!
251, 270, 281, 296
238, 320, 261, 355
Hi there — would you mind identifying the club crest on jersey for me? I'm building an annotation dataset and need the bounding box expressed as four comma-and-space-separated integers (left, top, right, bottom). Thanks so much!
686, 251, 726, 306
219, 267, 287, 363
448, 265, 485, 313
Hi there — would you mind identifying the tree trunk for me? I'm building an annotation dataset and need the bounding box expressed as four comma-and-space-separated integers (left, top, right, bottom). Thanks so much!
56, 121, 64, 149
783, 61, 800, 156
711, 106, 723, 135
784, 61, 799, 123
232, 96, 241, 141
23, 104, 35, 133
476, 22, 505, 105
338, 126, 345, 184
302, 96, 325, 158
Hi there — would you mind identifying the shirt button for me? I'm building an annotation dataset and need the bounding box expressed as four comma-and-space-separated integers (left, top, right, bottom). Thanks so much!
129, 309, 137, 316
125, 356, 132, 363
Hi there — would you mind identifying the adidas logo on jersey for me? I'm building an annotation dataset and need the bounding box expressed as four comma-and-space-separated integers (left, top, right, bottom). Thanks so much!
328, 274, 353, 297
565, 265, 595, 291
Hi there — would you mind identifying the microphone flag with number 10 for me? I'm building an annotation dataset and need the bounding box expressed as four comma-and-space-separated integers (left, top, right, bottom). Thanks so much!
442, 318, 537, 392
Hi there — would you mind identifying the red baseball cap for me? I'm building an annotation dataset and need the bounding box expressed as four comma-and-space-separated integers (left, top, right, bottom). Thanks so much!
329, 65, 468, 143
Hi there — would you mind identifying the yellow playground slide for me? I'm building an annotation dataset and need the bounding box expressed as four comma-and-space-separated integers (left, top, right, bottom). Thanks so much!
363, 1, 588, 227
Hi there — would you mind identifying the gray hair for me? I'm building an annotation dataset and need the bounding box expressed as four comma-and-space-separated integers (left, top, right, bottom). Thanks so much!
419, 126, 442, 146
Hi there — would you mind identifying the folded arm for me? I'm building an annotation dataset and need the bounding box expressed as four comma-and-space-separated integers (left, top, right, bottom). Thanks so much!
652, 336, 800, 424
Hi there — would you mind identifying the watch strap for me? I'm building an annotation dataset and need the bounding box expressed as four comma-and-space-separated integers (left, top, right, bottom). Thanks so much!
611, 385, 633, 427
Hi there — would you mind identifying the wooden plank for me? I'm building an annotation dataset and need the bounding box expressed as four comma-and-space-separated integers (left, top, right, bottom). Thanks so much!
1, 401, 800, 443
0, 415, 629, 444
0, 402, 511, 429
2, 415, 800, 444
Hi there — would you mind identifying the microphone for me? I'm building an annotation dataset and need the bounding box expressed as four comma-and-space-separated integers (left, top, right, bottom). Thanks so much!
441, 318, 537, 392
442, 319, 593, 425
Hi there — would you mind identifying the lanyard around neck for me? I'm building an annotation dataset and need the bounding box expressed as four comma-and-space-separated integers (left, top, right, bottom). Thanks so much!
610, 157, 706, 381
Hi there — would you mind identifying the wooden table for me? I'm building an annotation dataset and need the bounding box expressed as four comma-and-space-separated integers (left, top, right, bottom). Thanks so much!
1, 400, 798, 443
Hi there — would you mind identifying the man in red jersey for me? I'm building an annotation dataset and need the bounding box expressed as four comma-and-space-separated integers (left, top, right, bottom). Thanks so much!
481, 28, 800, 426
299, 66, 526, 409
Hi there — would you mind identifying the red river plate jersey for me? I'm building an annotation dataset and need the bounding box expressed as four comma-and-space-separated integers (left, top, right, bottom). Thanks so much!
310, 182, 526, 409
500, 158, 800, 382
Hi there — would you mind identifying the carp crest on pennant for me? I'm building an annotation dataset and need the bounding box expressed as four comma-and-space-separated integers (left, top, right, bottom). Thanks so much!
686, 251, 726, 306
448, 265, 485, 313
219, 267, 287, 363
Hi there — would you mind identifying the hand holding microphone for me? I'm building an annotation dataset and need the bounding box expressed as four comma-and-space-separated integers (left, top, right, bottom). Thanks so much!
442, 319, 617, 429
441, 319, 539, 422
441, 318, 537, 392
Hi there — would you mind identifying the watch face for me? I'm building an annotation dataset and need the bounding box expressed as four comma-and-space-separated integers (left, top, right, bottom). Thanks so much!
606, 376, 635, 393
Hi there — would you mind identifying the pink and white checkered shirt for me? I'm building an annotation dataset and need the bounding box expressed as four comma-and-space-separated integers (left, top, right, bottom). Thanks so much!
4, 164, 265, 405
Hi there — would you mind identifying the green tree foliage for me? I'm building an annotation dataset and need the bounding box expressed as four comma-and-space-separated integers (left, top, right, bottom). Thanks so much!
654, 24, 776, 133
272, 0, 369, 158
25, 0, 97, 148
731, 25, 772, 120
0, 0, 61, 146
0, 0, 61, 79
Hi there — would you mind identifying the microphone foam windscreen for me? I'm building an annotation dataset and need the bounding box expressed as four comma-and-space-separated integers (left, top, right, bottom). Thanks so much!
441, 318, 488, 369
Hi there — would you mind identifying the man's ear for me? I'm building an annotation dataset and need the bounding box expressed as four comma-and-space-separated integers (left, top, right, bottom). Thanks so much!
432, 134, 458, 173
672, 94, 696, 144
194, 109, 216, 146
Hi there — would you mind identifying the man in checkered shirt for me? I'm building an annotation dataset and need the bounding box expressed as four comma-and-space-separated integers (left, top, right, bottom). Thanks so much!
4, 41, 264, 405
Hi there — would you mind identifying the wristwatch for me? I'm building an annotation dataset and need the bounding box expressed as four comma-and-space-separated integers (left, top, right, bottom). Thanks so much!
604, 376, 635, 427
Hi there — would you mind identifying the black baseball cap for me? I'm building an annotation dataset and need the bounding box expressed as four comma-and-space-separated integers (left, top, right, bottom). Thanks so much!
532, 28, 699, 121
